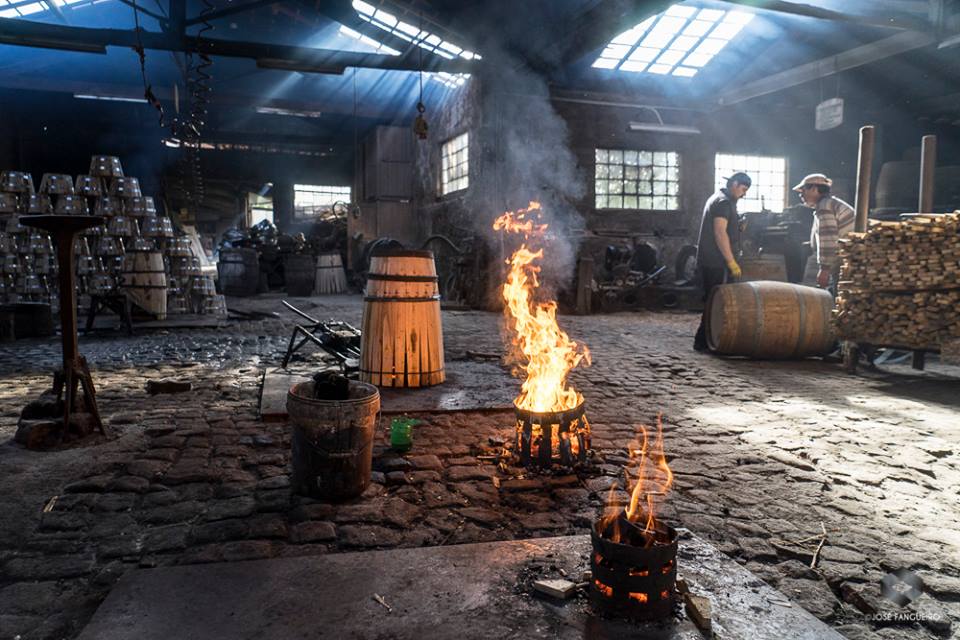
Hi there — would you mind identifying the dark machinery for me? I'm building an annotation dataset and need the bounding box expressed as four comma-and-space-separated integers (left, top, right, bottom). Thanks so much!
740, 205, 815, 283
280, 300, 361, 373
597, 240, 667, 311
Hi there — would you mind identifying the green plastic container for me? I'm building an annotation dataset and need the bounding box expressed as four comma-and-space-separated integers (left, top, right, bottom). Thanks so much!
390, 417, 416, 452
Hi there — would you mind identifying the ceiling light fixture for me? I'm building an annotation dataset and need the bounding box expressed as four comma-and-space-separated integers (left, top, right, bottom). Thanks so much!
627, 105, 700, 134
255, 106, 324, 118
74, 93, 149, 103
628, 121, 701, 134
256, 58, 345, 75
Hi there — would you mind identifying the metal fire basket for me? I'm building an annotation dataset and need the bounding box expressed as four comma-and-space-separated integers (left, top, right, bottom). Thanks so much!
514, 401, 589, 468
590, 516, 678, 620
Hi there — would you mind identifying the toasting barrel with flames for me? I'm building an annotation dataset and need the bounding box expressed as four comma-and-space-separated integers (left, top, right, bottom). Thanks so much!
495, 202, 592, 468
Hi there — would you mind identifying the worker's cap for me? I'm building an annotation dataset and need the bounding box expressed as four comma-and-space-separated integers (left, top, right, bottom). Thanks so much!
792, 173, 832, 192
724, 172, 752, 187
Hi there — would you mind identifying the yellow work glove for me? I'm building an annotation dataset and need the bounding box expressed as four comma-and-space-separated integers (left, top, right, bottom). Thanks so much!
726, 259, 742, 279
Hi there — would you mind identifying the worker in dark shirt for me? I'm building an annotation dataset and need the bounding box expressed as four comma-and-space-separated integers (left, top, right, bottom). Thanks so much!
693, 172, 751, 352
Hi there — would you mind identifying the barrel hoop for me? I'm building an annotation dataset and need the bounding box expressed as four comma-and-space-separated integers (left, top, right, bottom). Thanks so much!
359, 367, 445, 375
370, 249, 434, 259
363, 295, 441, 302
822, 292, 833, 346
367, 273, 438, 283
794, 285, 807, 357
749, 281, 763, 357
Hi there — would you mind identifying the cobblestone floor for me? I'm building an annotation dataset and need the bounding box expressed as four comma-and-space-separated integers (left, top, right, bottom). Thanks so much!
1, 293, 958, 640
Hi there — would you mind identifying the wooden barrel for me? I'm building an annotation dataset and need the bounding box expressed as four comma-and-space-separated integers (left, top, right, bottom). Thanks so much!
935, 166, 960, 210
360, 249, 445, 387
284, 254, 315, 296
875, 161, 919, 212
119, 250, 167, 319
706, 281, 835, 358
0, 302, 54, 339
314, 252, 348, 295
740, 254, 788, 282
287, 380, 380, 500
217, 248, 259, 297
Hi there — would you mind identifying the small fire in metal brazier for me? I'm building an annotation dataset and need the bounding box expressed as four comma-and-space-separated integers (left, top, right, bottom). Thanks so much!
591, 414, 677, 620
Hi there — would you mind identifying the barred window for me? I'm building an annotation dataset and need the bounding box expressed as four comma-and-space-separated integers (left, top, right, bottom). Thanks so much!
441, 132, 469, 195
293, 184, 351, 218
595, 149, 680, 210
247, 192, 274, 227
714, 153, 786, 212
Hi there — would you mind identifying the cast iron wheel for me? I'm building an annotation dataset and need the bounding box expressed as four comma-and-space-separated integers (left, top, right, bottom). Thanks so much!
675, 244, 698, 284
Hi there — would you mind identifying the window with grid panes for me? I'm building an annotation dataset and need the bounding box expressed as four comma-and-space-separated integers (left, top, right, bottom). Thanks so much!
714, 153, 786, 212
441, 132, 469, 195
293, 184, 351, 218
595, 149, 680, 210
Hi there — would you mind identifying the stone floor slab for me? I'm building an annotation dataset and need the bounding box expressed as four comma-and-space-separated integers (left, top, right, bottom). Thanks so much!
78, 534, 843, 640
260, 359, 515, 420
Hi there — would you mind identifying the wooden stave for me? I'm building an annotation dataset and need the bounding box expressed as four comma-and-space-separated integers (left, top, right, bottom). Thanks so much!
368, 253, 437, 279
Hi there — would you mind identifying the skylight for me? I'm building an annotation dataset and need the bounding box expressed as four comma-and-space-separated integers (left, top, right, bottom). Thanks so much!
431, 72, 468, 89
338, 25, 402, 56
351, 0, 480, 62
591, 4, 753, 78
0, 0, 105, 18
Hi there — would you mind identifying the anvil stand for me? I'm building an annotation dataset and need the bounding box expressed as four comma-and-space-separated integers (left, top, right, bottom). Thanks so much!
22, 215, 105, 439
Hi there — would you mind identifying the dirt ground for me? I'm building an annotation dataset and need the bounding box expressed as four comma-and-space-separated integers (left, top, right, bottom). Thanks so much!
1, 294, 958, 640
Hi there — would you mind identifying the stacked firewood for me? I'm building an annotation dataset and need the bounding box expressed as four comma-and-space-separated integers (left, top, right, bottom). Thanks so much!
834, 212, 960, 349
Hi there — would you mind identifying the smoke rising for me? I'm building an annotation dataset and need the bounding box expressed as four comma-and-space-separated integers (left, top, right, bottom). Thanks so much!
465, 49, 587, 297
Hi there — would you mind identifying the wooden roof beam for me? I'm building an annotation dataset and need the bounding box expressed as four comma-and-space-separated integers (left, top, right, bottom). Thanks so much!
718, 30, 937, 105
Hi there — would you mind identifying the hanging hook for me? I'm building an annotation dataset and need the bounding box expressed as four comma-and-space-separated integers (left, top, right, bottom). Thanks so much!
413, 10, 428, 139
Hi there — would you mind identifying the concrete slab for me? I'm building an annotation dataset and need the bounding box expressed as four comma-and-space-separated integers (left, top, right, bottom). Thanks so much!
89, 314, 227, 331
259, 368, 310, 421
78, 534, 843, 640
261, 359, 516, 420
377, 359, 515, 414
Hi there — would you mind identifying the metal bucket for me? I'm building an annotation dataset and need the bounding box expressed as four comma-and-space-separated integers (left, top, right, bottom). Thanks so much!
287, 380, 380, 500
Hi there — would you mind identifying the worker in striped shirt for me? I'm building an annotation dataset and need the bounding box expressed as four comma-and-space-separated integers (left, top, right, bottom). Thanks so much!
794, 173, 855, 293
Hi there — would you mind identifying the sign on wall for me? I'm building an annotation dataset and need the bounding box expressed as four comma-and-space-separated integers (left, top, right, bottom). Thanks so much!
815, 97, 844, 131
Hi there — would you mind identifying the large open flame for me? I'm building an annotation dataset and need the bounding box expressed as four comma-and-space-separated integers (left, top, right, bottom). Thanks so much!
494, 201, 590, 413
599, 414, 674, 546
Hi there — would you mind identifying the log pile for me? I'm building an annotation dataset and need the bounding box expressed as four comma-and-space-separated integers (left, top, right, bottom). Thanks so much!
835, 212, 960, 349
